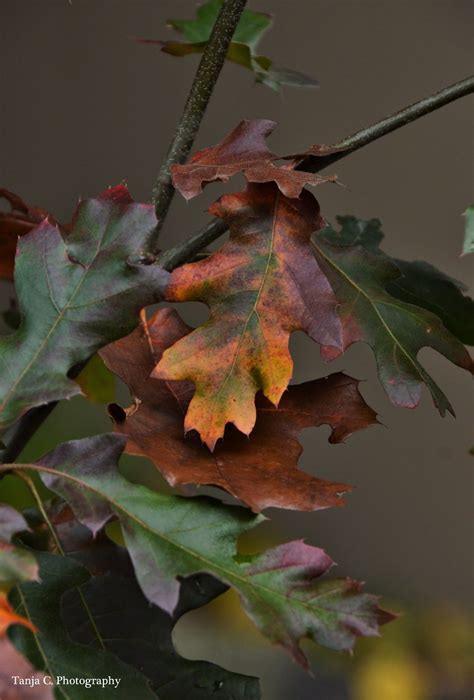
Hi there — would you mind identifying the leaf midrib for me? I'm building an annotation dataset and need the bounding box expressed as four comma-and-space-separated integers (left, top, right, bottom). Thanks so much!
16, 587, 72, 700
0, 236, 100, 414
204, 192, 280, 429
312, 241, 433, 386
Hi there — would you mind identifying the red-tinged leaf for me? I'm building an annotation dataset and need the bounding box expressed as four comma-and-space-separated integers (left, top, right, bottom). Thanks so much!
15, 434, 395, 668
313, 220, 473, 416
45, 512, 261, 699
0, 189, 62, 281
0, 185, 169, 431
154, 182, 342, 449
101, 308, 378, 512
171, 119, 336, 200
0, 593, 36, 637
241, 540, 396, 668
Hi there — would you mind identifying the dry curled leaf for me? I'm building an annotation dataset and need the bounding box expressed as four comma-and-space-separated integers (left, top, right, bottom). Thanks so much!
101, 308, 378, 512
154, 182, 342, 449
171, 119, 336, 200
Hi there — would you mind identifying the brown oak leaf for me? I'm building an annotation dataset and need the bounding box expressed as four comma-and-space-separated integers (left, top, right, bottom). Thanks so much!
153, 182, 342, 449
171, 119, 337, 200
100, 307, 378, 512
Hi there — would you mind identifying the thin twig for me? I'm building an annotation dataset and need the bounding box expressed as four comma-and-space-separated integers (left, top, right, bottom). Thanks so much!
160, 75, 474, 263
150, 0, 247, 246
158, 218, 228, 270
299, 74, 474, 172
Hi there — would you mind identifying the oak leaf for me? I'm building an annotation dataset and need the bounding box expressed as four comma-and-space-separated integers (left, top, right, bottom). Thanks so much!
101, 307, 378, 512
313, 217, 473, 415
171, 119, 336, 200
320, 215, 474, 345
27, 433, 395, 669
0, 189, 61, 281
51, 515, 260, 699
0, 185, 169, 431
0, 593, 50, 700
141, 0, 318, 91
154, 182, 342, 449
8, 552, 159, 698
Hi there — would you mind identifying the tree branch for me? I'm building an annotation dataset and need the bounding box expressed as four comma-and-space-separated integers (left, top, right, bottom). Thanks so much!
150, 0, 247, 246
2, 76, 472, 465
299, 74, 474, 172
158, 218, 228, 271
159, 75, 474, 264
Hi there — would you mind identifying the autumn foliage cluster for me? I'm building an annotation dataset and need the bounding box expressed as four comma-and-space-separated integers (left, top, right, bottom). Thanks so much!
0, 1, 473, 698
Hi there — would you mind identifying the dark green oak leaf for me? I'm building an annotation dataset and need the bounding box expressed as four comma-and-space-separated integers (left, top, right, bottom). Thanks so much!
313, 216, 473, 415
0, 185, 169, 431
56, 517, 260, 700
323, 215, 474, 345
141, 0, 318, 91
8, 552, 158, 699
12, 434, 395, 669
0, 504, 39, 586
388, 259, 474, 346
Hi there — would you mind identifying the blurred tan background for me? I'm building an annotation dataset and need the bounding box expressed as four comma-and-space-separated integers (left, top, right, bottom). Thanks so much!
1, 1, 473, 698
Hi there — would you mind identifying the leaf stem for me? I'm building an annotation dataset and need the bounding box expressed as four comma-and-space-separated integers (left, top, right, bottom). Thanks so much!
14, 469, 107, 651
159, 75, 474, 263
16, 471, 64, 555
150, 0, 247, 246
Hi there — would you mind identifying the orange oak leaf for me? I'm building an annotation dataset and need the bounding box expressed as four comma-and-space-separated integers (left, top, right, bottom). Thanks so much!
0, 593, 36, 637
100, 307, 378, 512
0, 189, 62, 281
171, 119, 336, 200
154, 182, 343, 449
